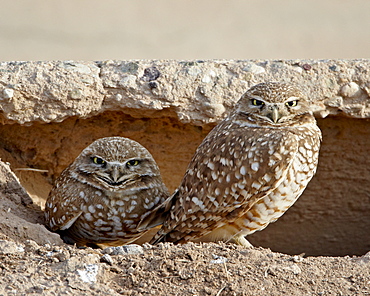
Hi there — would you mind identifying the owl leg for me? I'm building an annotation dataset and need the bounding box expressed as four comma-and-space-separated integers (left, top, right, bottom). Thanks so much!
232, 235, 254, 248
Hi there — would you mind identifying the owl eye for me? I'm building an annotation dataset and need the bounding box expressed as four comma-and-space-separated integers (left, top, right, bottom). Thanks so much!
286, 100, 298, 107
92, 157, 106, 165
126, 159, 140, 167
251, 99, 265, 107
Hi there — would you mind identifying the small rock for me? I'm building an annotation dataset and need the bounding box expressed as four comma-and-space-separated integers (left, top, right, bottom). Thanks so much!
340, 82, 361, 98
202, 75, 212, 83
121, 61, 139, 74
325, 96, 343, 107
352, 251, 370, 264
148, 81, 158, 89
102, 244, 144, 255
291, 255, 304, 263
317, 109, 330, 118
288, 265, 302, 275
210, 254, 228, 264
3, 88, 14, 99
77, 264, 99, 284
186, 66, 202, 76
24, 240, 40, 252
141, 66, 160, 82
302, 63, 312, 71
101, 254, 114, 265
203, 102, 226, 118
69, 88, 82, 99
243, 63, 265, 74
54, 250, 70, 262
291, 66, 303, 73
329, 65, 338, 71
0, 240, 25, 254
63, 62, 92, 74
268, 264, 301, 275
116, 93, 123, 101
119, 75, 137, 88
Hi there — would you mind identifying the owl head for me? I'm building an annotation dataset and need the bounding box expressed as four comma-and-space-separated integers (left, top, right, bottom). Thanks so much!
69, 137, 161, 191
234, 82, 313, 126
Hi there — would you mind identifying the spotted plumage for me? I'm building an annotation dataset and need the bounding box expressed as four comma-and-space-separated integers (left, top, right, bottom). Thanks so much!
141, 82, 321, 247
44, 137, 169, 248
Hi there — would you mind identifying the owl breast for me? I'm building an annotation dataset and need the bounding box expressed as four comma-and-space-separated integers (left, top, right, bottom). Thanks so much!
208, 124, 321, 241
62, 181, 166, 247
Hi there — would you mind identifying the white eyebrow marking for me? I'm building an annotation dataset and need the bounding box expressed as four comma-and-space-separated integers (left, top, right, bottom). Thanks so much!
286, 96, 300, 101
250, 95, 264, 100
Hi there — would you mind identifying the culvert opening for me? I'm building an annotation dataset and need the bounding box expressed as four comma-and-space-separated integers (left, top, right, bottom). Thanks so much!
0, 113, 369, 257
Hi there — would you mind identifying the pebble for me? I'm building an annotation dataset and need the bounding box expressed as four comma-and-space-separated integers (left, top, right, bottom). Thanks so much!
186, 66, 202, 76
0, 240, 24, 254
118, 75, 137, 88
69, 88, 82, 99
292, 255, 304, 263
210, 254, 228, 264
3, 88, 14, 99
325, 96, 343, 107
77, 264, 99, 283
116, 93, 123, 101
102, 244, 144, 256
268, 264, 302, 275
63, 62, 92, 74
203, 102, 226, 118
100, 254, 114, 265
243, 63, 265, 74
121, 62, 139, 74
202, 75, 212, 83
352, 251, 370, 264
24, 240, 40, 252
141, 66, 160, 82
340, 82, 361, 98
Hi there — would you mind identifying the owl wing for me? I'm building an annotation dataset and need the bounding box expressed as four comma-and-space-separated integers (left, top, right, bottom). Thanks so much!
44, 169, 84, 232
137, 189, 178, 231
150, 121, 299, 244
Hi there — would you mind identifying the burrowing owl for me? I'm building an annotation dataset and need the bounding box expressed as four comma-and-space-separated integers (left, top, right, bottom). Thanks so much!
142, 82, 321, 247
44, 136, 169, 248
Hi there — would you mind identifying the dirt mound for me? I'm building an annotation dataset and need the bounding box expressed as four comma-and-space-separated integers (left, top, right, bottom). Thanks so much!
1, 238, 369, 295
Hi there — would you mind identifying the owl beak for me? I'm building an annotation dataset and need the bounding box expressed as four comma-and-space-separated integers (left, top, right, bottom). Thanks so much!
110, 166, 121, 183
269, 106, 280, 123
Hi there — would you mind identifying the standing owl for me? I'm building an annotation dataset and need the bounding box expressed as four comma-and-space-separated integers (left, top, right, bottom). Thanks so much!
44, 137, 169, 248
141, 82, 321, 247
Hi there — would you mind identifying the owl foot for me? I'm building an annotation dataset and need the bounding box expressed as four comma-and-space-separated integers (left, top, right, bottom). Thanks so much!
233, 235, 254, 248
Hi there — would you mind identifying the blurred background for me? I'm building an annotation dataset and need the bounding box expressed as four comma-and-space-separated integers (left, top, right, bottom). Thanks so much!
0, 0, 369, 61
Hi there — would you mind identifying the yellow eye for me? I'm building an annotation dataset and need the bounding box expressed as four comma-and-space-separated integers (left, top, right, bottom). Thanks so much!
251, 99, 264, 106
286, 100, 298, 107
92, 157, 106, 165
126, 159, 140, 167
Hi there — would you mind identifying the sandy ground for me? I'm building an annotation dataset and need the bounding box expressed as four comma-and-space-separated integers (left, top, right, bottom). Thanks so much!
1, 236, 370, 295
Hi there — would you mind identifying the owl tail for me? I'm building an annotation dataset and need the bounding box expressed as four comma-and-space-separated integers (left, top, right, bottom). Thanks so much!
137, 189, 179, 232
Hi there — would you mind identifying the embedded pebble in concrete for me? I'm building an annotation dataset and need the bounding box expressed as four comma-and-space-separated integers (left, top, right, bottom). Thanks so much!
325, 96, 343, 107
340, 82, 361, 98
3, 88, 14, 99
243, 63, 266, 74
